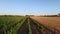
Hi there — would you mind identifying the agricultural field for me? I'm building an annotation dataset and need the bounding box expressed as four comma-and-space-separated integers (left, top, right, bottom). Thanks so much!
30, 16, 60, 34
0, 16, 26, 34
0, 15, 60, 34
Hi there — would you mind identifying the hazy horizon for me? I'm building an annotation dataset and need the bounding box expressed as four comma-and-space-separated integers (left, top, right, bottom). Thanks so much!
0, 0, 60, 15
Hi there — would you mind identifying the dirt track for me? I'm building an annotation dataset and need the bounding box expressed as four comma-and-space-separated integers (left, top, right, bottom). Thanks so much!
17, 18, 29, 34
29, 18, 43, 34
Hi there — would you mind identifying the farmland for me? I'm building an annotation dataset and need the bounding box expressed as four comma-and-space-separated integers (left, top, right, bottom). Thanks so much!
0, 15, 60, 34
30, 16, 60, 34
0, 16, 26, 34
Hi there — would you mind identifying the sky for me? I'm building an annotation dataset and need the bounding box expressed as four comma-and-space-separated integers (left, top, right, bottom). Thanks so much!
0, 0, 60, 15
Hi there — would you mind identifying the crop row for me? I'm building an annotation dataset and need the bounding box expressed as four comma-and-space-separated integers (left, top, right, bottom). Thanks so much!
0, 16, 26, 34
27, 18, 32, 34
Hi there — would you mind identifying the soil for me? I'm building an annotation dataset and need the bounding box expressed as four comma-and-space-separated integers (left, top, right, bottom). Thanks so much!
17, 18, 29, 34
29, 18, 43, 34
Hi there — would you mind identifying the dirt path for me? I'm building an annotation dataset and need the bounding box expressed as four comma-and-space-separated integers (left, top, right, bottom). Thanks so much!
29, 18, 43, 34
17, 18, 29, 34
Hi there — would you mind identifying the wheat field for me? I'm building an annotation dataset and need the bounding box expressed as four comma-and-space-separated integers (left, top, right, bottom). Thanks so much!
31, 16, 60, 34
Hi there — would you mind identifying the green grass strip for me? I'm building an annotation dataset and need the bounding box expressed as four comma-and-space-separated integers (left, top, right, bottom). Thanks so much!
28, 18, 32, 34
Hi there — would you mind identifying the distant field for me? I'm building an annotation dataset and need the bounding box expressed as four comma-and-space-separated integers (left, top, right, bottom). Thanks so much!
30, 16, 60, 33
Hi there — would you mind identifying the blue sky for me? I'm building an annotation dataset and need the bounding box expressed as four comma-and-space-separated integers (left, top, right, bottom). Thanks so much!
0, 0, 60, 15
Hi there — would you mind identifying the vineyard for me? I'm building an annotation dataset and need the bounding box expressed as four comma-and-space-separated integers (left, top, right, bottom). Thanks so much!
0, 16, 59, 34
